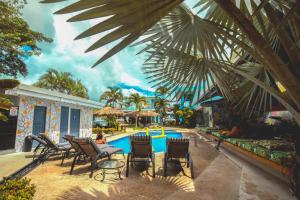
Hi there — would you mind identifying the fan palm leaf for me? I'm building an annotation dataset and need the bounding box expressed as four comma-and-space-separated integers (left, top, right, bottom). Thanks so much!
41, 0, 184, 66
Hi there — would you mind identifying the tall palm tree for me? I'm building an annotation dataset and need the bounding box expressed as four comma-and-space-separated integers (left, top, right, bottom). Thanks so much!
128, 93, 146, 111
100, 87, 123, 108
154, 87, 169, 124
128, 93, 146, 128
34, 68, 88, 98
154, 97, 169, 125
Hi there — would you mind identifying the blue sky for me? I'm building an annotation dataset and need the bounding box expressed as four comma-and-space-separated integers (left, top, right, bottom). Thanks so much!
20, 0, 197, 101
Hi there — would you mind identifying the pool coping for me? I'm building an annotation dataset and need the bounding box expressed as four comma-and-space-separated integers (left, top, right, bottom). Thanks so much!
106, 129, 189, 154
106, 128, 189, 143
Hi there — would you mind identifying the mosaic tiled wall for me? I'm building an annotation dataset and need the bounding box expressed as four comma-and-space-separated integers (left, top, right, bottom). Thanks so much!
15, 96, 93, 152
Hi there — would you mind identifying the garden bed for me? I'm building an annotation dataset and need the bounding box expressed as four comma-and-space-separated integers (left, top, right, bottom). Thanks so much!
197, 127, 295, 177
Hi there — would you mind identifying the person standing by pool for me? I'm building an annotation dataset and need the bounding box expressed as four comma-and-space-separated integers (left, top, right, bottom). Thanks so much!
96, 130, 106, 144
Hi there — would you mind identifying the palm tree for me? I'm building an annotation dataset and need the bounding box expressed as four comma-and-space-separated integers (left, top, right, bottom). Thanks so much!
34, 68, 88, 98
154, 87, 170, 124
154, 97, 169, 125
155, 87, 169, 98
128, 93, 146, 111
100, 87, 123, 108
42, 1, 300, 194
0, 79, 19, 121
42, 1, 300, 124
128, 93, 146, 127
172, 104, 181, 125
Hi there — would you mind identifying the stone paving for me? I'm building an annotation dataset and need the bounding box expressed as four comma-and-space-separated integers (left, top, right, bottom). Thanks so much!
0, 129, 296, 200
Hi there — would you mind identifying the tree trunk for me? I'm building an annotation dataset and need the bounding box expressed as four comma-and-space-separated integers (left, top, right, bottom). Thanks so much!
214, 0, 300, 111
135, 116, 138, 128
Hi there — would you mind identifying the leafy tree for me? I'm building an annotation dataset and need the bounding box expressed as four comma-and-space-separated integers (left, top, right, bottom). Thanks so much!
34, 68, 88, 98
100, 87, 123, 108
0, 0, 51, 77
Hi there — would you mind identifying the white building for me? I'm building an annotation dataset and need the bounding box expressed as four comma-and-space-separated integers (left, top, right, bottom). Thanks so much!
0, 84, 103, 152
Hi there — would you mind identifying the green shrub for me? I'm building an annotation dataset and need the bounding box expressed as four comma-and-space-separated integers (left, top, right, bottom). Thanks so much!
0, 178, 36, 200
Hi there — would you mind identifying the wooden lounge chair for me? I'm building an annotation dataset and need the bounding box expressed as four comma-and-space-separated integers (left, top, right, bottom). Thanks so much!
163, 138, 194, 179
62, 135, 112, 168
38, 133, 72, 165
71, 137, 124, 178
126, 135, 155, 177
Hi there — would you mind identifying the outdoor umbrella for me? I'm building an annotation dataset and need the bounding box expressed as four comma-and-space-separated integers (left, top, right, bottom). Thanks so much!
129, 110, 159, 127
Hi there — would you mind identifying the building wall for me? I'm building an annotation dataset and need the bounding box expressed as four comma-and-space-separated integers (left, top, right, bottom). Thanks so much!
15, 96, 93, 152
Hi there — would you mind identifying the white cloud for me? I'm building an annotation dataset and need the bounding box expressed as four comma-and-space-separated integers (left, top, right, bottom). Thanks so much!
20, 0, 155, 100
122, 89, 143, 96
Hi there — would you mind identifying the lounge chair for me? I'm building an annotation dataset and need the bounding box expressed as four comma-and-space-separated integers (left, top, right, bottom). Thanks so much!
38, 133, 72, 165
126, 135, 155, 177
24, 135, 48, 159
71, 137, 124, 178
62, 135, 112, 168
163, 138, 194, 179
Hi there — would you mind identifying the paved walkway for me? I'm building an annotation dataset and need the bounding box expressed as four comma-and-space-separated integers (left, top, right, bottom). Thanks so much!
0, 152, 32, 179
0, 130, 296, 199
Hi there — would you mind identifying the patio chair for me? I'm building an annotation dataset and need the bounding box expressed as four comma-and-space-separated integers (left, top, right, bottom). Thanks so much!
62, 135, 112, 168
126, 135, 155, 177
38, 133, 72, 165
71, 137, 124, 178
163, 138, 194, 179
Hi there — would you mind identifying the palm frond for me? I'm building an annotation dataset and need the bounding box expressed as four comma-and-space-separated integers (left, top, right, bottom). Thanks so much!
41, 0, 183, 66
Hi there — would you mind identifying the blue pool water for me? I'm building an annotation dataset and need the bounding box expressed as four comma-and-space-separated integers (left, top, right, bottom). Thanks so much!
108, 130, 183, 154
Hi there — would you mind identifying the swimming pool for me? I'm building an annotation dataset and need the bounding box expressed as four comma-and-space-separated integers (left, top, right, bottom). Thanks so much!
108, 130, 183, 154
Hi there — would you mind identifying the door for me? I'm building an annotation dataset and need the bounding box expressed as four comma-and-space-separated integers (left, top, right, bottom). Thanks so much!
70, 109, 80, 137
0, 109, 17, 150
32, 106, 47, 136
32, 106, 47, 147
59, 106, 69, 143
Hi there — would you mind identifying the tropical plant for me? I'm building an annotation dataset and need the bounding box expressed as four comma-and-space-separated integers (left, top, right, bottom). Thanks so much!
41, 1, 300, 195
175, 107, 194, 127
154, 87, 169, 124
41, 0, 300, 126
155, 87, 169, 98
100, 87, 123, 108
154, 97, 169, 124
128, 93, 146, 111
128, 93, 146, 128
34, 68, 88, 98
0, 178, 36, 200
0, 0, 51, 77
0, 79, 20, 121
172, 104, 181, 125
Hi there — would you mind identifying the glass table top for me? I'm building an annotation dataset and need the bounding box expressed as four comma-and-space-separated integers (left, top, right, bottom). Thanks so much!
98, 159, 125, 169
